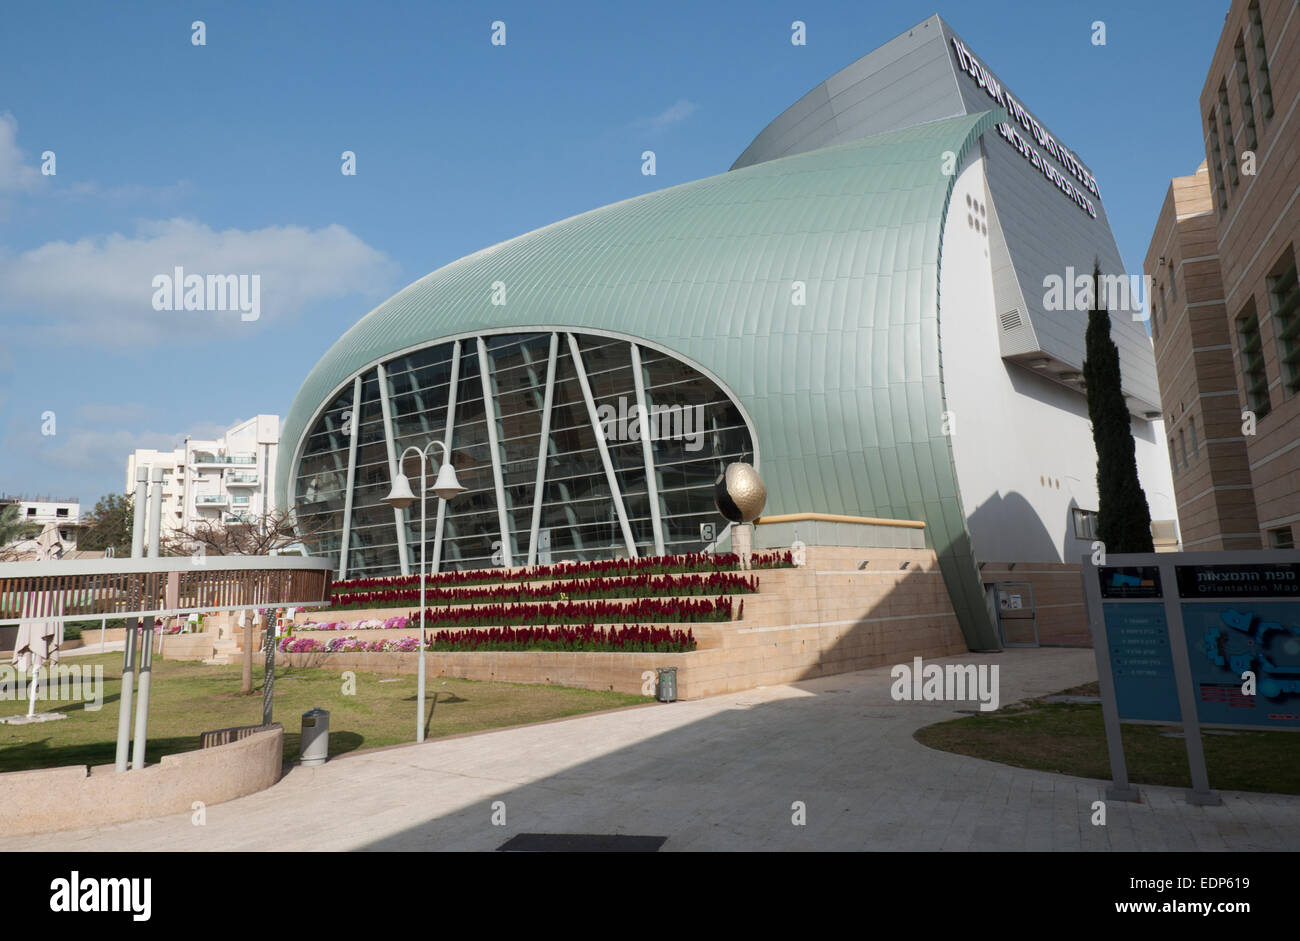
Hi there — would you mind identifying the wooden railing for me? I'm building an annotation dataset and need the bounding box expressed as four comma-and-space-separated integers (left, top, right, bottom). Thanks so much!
0, 556, 333, 624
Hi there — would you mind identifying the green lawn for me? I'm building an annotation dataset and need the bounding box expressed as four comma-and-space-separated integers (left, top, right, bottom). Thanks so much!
914, 681, 1300, 795
0, 652, 648, 773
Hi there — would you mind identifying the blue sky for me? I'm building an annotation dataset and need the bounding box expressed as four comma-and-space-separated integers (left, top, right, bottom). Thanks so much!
0, 0, 1231, 506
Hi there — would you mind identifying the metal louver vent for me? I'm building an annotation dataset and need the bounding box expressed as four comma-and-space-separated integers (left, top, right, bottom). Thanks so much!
999, 309, 1023, 331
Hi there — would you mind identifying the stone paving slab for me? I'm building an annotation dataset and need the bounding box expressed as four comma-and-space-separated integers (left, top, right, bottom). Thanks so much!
3, 648, 1298, 851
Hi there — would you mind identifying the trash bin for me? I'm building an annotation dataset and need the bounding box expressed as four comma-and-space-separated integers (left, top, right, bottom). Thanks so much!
655, 667, 677, 703
300, 707, 329, 766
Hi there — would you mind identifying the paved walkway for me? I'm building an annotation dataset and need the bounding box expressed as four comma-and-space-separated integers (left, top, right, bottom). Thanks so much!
7, 648, 1299, 851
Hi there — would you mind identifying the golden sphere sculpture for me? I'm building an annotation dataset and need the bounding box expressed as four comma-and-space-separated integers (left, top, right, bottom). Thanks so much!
714, 462, 766, 524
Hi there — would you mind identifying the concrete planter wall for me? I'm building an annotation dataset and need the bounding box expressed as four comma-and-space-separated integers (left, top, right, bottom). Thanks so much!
0, 726, 284, 836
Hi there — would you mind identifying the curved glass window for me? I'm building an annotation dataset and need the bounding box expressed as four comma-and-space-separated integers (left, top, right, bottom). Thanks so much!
292, 331, 756, 577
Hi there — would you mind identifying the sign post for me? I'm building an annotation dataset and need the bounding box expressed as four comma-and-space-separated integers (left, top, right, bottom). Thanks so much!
1083, 550, 1300, 805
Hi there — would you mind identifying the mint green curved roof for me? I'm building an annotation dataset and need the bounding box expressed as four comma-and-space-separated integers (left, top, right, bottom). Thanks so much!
280, 110, 1006, 650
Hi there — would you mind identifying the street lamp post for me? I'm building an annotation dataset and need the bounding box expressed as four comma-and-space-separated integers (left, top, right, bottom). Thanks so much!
382, 440, 465, 742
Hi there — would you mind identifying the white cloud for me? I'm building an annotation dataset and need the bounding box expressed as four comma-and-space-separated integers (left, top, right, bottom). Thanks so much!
0, 217, 399, 345
0, 112, 44, 192
0, 113, 187, 204
635, 99, 699, 134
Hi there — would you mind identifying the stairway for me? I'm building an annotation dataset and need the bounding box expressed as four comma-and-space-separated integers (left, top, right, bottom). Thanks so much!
202, 637, 240, 665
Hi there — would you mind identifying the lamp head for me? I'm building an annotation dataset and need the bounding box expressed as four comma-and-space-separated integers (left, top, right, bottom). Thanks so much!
431, 462, 467, 501
382, 472, 418, 511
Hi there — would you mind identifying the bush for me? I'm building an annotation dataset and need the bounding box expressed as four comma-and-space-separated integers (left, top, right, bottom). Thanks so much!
280, 624, 697, 654
64, 618, 129, 638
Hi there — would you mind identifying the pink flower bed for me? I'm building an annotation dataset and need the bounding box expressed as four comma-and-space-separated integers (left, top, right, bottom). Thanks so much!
278, 635, 422, 653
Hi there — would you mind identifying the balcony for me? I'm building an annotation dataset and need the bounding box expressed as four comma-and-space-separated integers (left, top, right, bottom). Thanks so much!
192, 455, 257, 466
226, 473, 260, 486
195, 494, 229, 509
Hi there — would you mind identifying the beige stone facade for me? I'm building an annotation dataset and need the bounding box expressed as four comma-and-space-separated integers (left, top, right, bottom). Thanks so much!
1147, 0, 1299, 550
1145, 164, 1262, 549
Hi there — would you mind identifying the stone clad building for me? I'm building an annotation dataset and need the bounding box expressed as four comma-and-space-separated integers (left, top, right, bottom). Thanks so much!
1146, 0, 1299, 551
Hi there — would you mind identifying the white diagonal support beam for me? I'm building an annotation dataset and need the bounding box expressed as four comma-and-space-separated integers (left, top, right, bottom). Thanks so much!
336, 374, 363, 579
375, 362, 410, 576
527, 333, 560, 565
477, 337, 514, 568
630, 343, 665, 556
567, 332, 637, 558
431, 339, 462, 573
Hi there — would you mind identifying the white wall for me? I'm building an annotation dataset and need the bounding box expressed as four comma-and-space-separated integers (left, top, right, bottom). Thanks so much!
938, 153, 1177, 564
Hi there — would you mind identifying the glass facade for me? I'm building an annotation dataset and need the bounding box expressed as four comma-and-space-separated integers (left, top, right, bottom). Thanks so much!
291, 331, 756, 577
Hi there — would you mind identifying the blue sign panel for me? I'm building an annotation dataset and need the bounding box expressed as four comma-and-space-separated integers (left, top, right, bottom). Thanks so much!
1182, 601, 1300, 729
1104, 603, 1180, 722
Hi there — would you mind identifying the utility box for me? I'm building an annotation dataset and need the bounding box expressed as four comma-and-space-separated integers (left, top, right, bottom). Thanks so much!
656, 667, 678, 703
300, 707, 330, 766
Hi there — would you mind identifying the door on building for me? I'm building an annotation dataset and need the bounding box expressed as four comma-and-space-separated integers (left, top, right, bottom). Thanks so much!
991, 581, 1039, 647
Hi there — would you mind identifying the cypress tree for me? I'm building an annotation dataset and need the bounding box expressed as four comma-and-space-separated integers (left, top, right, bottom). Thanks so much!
1083, 259, 1154, 553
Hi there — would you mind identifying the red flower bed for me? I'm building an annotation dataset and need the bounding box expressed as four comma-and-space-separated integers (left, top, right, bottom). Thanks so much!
327, 571, 758, 611
407, 595, 733, 628
329, 550, 793, 597
427, 624, 696, 652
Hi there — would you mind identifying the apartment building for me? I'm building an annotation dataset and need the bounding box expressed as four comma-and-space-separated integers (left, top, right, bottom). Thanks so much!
125, 415, 280, 541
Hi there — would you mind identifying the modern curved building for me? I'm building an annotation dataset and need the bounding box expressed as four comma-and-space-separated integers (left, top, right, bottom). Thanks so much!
279, 16, 1177, 651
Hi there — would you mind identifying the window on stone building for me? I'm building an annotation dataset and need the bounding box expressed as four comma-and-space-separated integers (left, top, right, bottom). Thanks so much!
1248, 0, 1274, 121
1237, 301, 1271, 418
1267, 249, 1299, 398
1206, 108, 1228, 211
1218, 81, 1238, 190
1235, 36, 1258, 152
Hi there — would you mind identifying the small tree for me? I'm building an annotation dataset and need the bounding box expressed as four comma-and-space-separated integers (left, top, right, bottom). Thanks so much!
0, 505, 43, 561
163, 507, 317, 557
78, 493, 135, 555
1083, 260, 1154, 554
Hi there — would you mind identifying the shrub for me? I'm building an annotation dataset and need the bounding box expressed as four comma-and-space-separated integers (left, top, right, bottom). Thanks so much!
279, 624, 696, 654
